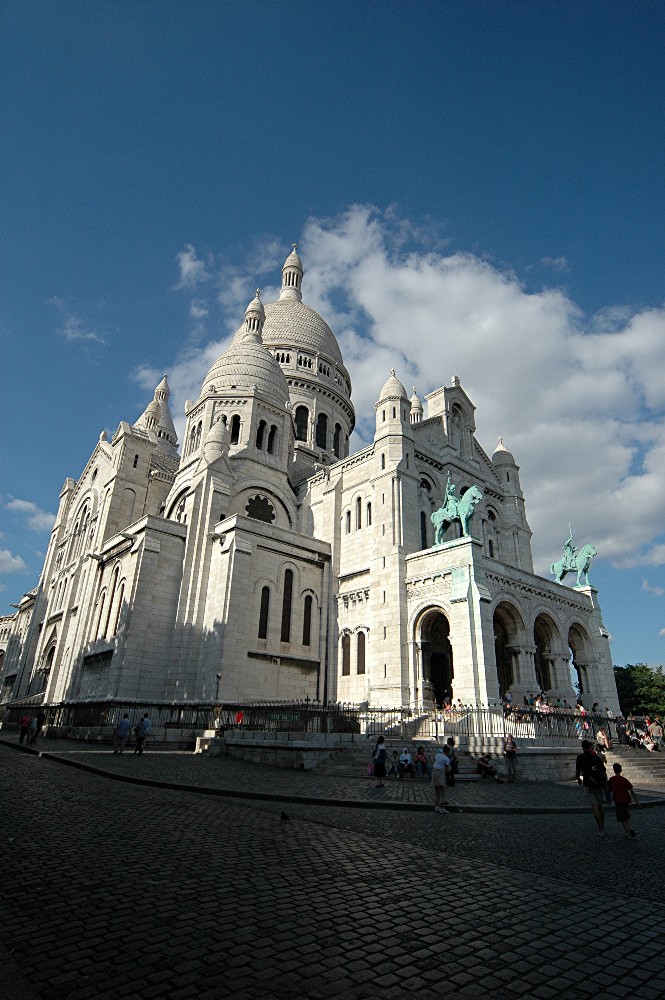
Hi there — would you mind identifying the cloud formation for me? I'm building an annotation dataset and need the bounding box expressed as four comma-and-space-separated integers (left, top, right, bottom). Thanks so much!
0, 549, 27, 574
174, 244, 208, 290
6, 498, 56, 532
643, 580, 665, 598
163, 205, 665, 576
49, 298, 106, 345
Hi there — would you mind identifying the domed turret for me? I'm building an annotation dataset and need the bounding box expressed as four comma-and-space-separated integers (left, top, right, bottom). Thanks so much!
409, 387, 423, 424
200, 292, 290, 408
202, 416, 229, 465
243, 289, 266, 341
280, 244, 304, 302
379, 369, 408, 401
492, 436, 516, 465
133, 375, 179, 456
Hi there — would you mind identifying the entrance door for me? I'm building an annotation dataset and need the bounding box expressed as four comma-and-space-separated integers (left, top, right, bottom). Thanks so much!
420, 611, 454, 706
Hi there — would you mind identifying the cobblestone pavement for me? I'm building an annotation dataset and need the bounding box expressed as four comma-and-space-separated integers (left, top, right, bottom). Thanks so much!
6, 737, 665, 814
2, 743, 665, 1000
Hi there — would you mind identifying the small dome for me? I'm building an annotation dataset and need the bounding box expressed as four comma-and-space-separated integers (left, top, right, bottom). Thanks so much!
410, 387, 423, 412
203, 417, 228, 462
201, 339, 290, 409
379, 369, 408, 401
283, 247, 303, 272
492, 437, 516, 464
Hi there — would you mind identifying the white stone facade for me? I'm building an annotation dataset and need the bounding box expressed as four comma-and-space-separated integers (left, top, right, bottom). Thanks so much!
0, 249, 619, 713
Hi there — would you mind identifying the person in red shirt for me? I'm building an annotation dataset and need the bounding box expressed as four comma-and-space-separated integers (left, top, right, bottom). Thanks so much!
607, 762, 640, 839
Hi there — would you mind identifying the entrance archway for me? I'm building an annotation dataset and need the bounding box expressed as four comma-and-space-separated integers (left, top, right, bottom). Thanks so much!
568, 623, 591, 699
418, 610, 453, 706
534, 614, 560, 694
493, 602, 525, 698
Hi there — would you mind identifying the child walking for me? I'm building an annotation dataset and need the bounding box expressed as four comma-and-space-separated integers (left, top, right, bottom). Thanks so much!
607, 762, 640, 839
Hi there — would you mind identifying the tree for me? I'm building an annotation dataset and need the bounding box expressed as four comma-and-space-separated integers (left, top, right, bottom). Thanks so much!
614, 663, 665, 716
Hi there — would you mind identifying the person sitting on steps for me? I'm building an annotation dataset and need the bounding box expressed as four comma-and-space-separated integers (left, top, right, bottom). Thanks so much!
476, 752, 504, 782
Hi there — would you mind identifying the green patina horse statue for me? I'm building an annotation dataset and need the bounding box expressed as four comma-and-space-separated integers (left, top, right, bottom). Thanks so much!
550, 542, 597, 587
431, 484, 483, 543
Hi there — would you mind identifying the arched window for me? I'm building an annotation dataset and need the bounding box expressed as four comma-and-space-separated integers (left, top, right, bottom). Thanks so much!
258, 586, 270, 640
488, 539, 494, 558
333, 424, 342, 458
295, 406, 309, 442
366, 502, 372, 527
420, 510, 428, 549
104, 567, 119, 638
112, 583, 125, 636
357, 631, 366, 674
175, 495, 187, 524
267, 425, 277, 454
342, 634, 350, 676
230, 414, 241, 445
280, 570, 293, 643
94, 590, 106, 641
345, 511, 351, 534
356, 497, 362, 529
316, 413, 328, 449
256, 419, 266, 449
302, 595, 312, 646
381, 454, 385, 470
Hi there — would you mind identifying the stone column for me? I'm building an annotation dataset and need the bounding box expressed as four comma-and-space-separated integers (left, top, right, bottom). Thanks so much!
508, 644, 539, 701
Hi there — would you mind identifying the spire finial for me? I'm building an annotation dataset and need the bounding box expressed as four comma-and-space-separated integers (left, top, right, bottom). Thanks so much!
256, 288, 261, 300
292, 242, 298, 253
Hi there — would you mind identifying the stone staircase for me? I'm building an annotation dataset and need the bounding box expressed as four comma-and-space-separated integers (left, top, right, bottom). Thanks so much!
313, 737, 481, 781
604, 744, 665, 787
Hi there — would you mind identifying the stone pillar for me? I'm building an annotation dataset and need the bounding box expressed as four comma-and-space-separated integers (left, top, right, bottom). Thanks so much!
508, 645, 539, 701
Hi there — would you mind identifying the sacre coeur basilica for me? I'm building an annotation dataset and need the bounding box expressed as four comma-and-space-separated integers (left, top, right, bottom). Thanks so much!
0, 247, 620, 717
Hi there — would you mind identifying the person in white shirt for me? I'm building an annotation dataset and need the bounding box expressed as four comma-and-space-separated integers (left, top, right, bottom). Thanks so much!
431, 747, 451, 813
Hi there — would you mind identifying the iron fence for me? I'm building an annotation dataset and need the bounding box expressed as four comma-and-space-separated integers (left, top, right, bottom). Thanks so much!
0, 698, 630, 744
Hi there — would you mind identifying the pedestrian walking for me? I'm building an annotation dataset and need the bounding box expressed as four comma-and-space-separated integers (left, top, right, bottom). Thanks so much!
35, 710, 46, 739
575, 739, 608, 835
445, 738, 458, 785
133, 713, 150, 754
1, 707, 11, 729
28, 716, 38, 744
372, 735, 387, 788
607, 763, 640, 839
432, 746, 450, 813
19, 713, 31, 744
504, 733, 518, 782
113, 713, 132, 754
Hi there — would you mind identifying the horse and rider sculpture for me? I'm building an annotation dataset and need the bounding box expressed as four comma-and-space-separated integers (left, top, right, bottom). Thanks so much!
430, 476, 596, 590
430, 472, 483, 542
550, 531, 597, 587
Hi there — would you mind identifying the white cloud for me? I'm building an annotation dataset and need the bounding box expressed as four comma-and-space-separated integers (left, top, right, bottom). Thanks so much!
642, 580, 665, 597
49, 298, 106, 345
5, 498, 55, 532
0, 549, 27, 573
538, 255, 569, 271
154, 205, 665, 575
174, 244, 207, 290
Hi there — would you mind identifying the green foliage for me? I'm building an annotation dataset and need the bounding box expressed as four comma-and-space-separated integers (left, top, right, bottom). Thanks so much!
614, 663, 665, 716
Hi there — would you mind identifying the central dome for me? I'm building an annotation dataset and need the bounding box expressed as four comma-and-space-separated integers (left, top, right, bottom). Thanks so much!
230, 298, 344, 366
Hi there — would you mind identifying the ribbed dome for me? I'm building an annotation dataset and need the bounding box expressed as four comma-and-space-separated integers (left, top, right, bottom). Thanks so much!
492, 437, 516, 464
201, 339, 290, 407
379, 369, 408, 400
230, 298, 344, 366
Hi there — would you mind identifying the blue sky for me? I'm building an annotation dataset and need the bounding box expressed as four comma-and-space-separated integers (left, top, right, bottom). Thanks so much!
2, 0, 664, 665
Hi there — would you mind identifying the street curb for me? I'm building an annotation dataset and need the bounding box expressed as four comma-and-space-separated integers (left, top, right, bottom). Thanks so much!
3, 738, 665, 815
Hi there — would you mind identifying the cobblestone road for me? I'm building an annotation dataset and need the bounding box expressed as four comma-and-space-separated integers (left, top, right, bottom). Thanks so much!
2, 744, 664, 1000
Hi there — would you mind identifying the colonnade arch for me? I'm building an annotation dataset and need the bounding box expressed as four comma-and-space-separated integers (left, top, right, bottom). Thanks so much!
568, 622, 593, 697
493, 601, 526, 698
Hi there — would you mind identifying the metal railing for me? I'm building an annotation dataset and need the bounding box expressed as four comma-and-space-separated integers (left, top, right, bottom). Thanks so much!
0, 699, 628, 744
